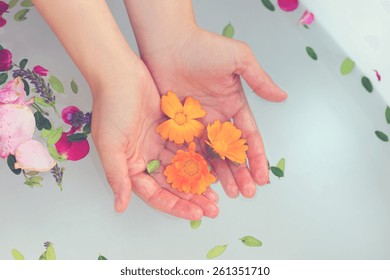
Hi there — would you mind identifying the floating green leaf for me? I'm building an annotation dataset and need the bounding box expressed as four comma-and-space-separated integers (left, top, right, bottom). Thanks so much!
71, 79, 78, 94
276, 158, 285, 173
49, 75, 64, 93
47, 145, 65, 162
261, 0, 275, 11
30, 176, 43, 184
47, 127, 63, 145
190, 220, 201, 229
362, 76, 373, 93
20, 0, 33, 7
146, 159, 160, 174
375, 131, 389, 142
11, 249, 25, 260
45, 245, 56, 260
19, 58, 28, 69
14, 9, 29, 21
306, 46, 317, 60
67, 133, 87, 142
240, 236, 263, 247
385, 107, 390, 124
83, 123, 91, 134
207, 244, 228, 259
340, 58, 355, 75
0, 73, 8, 85
7, 154, 21, 175
98, 255, 107, 260
0, 44, 3, 49
8, 0, 19, 9
34, 111, 52, 131
222, 23, 234, 38
27, 171, 39, 176
22, 79, 29, 95
271, 166, 284, 178
34, 96, 52, 108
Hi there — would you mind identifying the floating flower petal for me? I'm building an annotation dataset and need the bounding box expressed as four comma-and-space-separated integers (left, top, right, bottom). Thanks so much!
0, 48, 12, 71
55, 132, 90, 161
14, 139, 56, 171
156, 91, 206, 145
0, 104, 35, 158
278, 0, 299, 12
0, 77, 29, 105
164, 142, 216, 195
33, 65, 49, 76
299, 10, 315, 25
374, 70, 381, 81
206, 120, 248, 164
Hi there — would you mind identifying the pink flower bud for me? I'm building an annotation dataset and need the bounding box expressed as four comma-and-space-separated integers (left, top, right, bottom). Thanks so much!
33, 65, 49, 76
299, 10, 315, 25
0, 48, 12, 71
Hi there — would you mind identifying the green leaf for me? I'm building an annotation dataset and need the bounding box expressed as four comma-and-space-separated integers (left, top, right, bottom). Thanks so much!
303, 24, 309, 29
45, 245, 56, 260
146, 159, 160, 174
276, 158, 285, 173
11, 249, 25, 260
67, 133, 87, 142
306, 46, 317, 60
48, 145, 66, 161
49, 75, 64, 93
7, 154, 21, 175
240, 236, 262, 247
83, 123, 91, 134
207, 244, 228, 259
39, 251, 46, 260
24, 180, 33, 188
20, 0, 33, 7
41, 128, 51, 138
190, 220, 201, 229
271, 166, 284, 178
98, 255, 107, 260
362, 76, 373, 93
8, 0, 19, 9
19, 58, 28, 69
34, 111, 44, 130
47, 127, 63, 145
261, 0, 275, 11
22, 78, 30, 95
0, 44, 3, 49
27, 171, 39, 176
375, 131, 389, 142
14, 9, 29, 21
30, 176, 43, 184
0, 73, 8, 85
71, 79, 78, 94
222, 23, 234, 38
34, 96, 52, 108
340, 58, 355, 75
386, 107, 390, 124
43, 118, 52, 130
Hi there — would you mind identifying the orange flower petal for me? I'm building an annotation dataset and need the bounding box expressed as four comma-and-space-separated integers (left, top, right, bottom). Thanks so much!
183, 97, 206, 119
156, 119, 174, 140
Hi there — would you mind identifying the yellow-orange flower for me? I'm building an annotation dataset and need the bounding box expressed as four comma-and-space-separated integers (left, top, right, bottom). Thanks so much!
206, 120, 248, 164
164, 142, 216, 195
156, 91, 206, 145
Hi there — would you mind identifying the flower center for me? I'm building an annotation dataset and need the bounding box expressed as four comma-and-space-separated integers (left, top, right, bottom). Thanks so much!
183, 160, 199, 176
213, 140, 229, 154
174, 113, 187, 125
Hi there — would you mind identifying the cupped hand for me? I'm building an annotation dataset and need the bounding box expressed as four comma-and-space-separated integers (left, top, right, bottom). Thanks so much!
90, 58, 218, 219
139, 27, 288, 198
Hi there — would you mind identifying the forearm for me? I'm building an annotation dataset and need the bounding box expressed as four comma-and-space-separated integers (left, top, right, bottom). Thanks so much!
33, 0, 138, 94
123, 0, 197, 56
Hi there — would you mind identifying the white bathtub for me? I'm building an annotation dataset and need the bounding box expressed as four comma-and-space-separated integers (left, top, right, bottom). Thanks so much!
0, 0, 389, 259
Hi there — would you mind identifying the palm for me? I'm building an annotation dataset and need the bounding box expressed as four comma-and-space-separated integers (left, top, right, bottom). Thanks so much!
91, 62, 218, 219
141, 28, 287, 198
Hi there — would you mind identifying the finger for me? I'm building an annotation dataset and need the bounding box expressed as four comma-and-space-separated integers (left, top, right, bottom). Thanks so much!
228, 162, 257, 198
235, 44, 288, 102
132, 173, 204, 220
203, 188, 219, 203
208, 156, 239, 198
234, 103, 269, 186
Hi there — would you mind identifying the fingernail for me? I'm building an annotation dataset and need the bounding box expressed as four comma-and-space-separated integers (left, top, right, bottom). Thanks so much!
114, 194, 122, 212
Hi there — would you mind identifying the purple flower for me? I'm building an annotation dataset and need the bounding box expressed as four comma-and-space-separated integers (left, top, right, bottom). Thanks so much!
0, 48, 12, 71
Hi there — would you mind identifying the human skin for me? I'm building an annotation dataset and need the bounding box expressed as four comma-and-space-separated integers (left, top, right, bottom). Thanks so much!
32, 0, 218, 220
124, 0, 288, 198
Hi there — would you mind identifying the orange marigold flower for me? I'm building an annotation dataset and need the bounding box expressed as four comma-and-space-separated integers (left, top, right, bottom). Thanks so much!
206, 120, 248, 164
156, 91, 206, 145
164, 142, 216, 195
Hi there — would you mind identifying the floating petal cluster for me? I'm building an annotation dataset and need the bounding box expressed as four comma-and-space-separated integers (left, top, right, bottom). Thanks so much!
156, 91, 248, 195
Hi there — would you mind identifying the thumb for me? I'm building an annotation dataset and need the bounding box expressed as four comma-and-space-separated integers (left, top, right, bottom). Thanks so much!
235, 43, 288, 102
97, 144, 132, 213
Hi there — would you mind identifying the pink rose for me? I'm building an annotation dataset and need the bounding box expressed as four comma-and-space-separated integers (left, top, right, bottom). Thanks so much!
0, 48, 12, 71
33, 65, 49, 76
0, 77, 30, 105
278, 0, 299, 12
